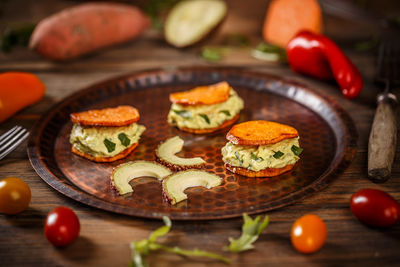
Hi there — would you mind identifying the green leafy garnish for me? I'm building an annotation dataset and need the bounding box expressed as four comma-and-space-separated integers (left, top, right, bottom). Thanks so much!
273, 151, 284, 159
200, 47, 223, 62
235, 151, 243, 166
144, 0, 180, 30
118, 133, 131, 147
198, 114, 210, 124
130, 216, 231, 267
172, 109, 192, 119
251, 42, 286, 62
104, 138, 116, 153
250, 152, 264, 162
219, 110, 231, 116
291, 145, 303, 156
1, 23, 36, 53
354, 35, 379, 52
227, 214, 269, 252
222, 34, 250, 47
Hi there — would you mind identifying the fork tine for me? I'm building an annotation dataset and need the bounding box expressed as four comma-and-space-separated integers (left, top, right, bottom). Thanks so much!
0, 129, 29, 160
0, 127, 28, 152
0, 126, 20, 144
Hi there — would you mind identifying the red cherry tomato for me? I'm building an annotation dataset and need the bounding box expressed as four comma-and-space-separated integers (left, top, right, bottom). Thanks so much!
350, 188, 400, 228
0, 177, 31, 214
44, 206, 80, 247
291, 214, 327, 254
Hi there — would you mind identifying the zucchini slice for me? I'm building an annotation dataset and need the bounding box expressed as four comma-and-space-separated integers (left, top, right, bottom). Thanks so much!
156, 136, 206, 171
111, 160, 172, 195
162, 170, 222, 204
164, 0, 227, 48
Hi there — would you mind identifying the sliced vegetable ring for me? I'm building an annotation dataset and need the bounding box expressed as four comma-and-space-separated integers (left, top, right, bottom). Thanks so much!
162, 170, 222, 205
156, 136, 206, 171
111, 160, 172, 195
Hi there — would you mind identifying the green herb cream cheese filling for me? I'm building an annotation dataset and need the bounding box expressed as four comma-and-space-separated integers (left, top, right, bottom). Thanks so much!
221, 137, 301, 171
167, 89, 244, 129
70, 123, 146, 157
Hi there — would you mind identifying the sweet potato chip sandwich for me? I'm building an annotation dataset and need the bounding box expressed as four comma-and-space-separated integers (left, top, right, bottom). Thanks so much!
221, 120, 303, 177
69, 105, 145, 162
167, 81, 244, 134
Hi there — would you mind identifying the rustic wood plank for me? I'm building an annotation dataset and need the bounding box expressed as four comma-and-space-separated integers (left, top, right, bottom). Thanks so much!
1, 0, 400, 266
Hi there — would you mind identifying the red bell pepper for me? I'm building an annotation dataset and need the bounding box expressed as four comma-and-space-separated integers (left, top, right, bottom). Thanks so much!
287, 30, 363, 99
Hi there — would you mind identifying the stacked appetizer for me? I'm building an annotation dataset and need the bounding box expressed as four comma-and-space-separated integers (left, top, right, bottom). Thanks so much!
69, 105, 145, 162
222, 120, 302, 177
167, 81, 244, 134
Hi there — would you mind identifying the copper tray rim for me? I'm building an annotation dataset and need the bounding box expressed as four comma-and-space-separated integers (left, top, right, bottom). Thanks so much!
27, 66, 358, 220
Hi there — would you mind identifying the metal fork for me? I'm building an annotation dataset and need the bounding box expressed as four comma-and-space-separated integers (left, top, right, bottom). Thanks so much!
368, 35, 400, 183
0, 126, 29, 161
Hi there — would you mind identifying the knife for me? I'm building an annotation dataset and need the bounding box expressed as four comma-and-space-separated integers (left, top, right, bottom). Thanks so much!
368, 32, 399, 183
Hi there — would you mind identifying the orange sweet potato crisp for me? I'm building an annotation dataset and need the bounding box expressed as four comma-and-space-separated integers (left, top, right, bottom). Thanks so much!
70, 105, 139, 127
226, 120, 299, 146
169, 81, 230, 105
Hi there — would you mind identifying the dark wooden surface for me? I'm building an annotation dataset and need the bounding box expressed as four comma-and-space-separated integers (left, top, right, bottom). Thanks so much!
1, 0, 400, 266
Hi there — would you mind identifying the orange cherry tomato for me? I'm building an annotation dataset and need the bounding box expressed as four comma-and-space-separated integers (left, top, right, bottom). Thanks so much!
291, 214, 327, 253
0, 177, 31, 214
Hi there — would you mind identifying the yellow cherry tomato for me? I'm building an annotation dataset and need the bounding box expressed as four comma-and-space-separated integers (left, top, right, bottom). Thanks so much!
291, 214, 327, 253
0, 177, 31, 214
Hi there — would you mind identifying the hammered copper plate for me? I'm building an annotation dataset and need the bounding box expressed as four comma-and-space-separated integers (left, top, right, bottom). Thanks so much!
28, 67, 357, 220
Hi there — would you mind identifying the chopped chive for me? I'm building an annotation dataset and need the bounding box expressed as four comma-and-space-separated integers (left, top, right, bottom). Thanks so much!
219, 110, 231, 116
273, 151, 284, 159
172, 109, 192, 119
200, 47, 222, 62
251, 152, 264, 162
104, 138, 116, 153
291, 145, 303, 156
235, 151, 243, 166
198, 114, 210, 124
118, 133, 131, 147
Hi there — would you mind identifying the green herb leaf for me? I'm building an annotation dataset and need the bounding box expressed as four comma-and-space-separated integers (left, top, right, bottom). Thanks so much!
1, 23, 36, 53
222, 34, 250, 47
144, 0, 180, 30
354, 35, 379, 52
219, 110, 231, 116
104, 138, 116, 153
118, 133, 131, 147
251, 42, 286, 62
235, 151, 243, 166
291, 145, 303, 156
227, 214, 269, 252
200, 47, 223, 62
198, 114, 210, 124
130, 216, 230, 266
172, 109, 192, 119
273, 151, 284, 159
251, 152, 264, 163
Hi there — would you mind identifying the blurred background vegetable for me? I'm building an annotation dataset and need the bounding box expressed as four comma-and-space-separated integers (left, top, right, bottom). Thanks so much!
0, 72, 45, 123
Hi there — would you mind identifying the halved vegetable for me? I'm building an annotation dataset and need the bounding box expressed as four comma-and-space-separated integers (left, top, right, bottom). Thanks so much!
162, 170, 222, 204
164, 0, 227, 48
156, 136, 206, 171
111, 160, 172, 195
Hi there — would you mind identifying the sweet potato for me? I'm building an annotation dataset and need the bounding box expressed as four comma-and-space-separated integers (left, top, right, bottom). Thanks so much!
70, 105, 140, 127
170, 81, 230, 106
29, 3, 150, 61
226, 120, 298, 146
262, 0, 322, 48
0, 72, 45, 123
225, 163, 294, 177
72, 143, 138, 163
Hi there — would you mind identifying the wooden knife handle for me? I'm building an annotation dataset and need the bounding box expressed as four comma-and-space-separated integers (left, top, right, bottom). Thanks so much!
368, 93, 398, 183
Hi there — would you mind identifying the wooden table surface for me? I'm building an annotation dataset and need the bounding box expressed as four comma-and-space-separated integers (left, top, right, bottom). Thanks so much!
1, 0, 400, 266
